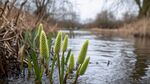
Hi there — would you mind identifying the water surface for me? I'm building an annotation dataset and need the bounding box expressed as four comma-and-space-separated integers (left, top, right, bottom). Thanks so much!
7, 29, 150, 84
60, 30, 150, 84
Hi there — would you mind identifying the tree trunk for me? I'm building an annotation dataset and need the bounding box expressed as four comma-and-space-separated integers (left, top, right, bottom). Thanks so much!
138, 0, 150, 18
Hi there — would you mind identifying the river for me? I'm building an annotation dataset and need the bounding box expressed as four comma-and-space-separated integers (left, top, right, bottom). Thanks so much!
8, 29, 150, 84
60, 29, 150, 84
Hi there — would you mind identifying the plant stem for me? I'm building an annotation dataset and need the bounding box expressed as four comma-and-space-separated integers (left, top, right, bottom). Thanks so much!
27, 70, 31, 80
46, 62, 53, 84
74, 74, 79, 84
74, 65, 81, 84
57, 54, 61, 84
64, 72, 68, 84
50, 54, 57, 83
35, 80, 42, 84
61, 51, 65, 84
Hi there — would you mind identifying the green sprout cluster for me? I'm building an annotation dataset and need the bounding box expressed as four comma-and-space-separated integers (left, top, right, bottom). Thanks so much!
19, 24, 90, 84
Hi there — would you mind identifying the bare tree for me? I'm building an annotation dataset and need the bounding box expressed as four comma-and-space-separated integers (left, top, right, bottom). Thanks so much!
108, 0, 150, 18
15, 0, 28, 25
94, 10, 117, 28
123, 12, 136, 23
33, 0, 52, 24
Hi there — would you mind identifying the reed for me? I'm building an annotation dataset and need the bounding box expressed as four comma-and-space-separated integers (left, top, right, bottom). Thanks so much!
91, 18, 150, 38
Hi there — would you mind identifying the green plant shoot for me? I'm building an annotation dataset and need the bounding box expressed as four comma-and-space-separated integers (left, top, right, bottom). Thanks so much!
54, 32, 62, 54
62, 35, 68, 52
79, 57, 90, 75
40, 30, 50, 62
77, 40, 89, 64
69, 54, 74, 72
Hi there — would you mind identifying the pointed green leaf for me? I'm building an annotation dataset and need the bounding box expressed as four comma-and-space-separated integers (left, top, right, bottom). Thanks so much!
36, 24, 43, 40
37, 24, 43, 36
69, 54, 74, 72
62, 35, 68, 52
77, 40, 89, 64
65, 49, 71, 65
27, 53, 32, 71
39, 30, 50, 61
54, 32, 62, 54
34, 24, 43, 48
24, 31, 30, 43
79, 57, 90, 75
30, 50, 42, 81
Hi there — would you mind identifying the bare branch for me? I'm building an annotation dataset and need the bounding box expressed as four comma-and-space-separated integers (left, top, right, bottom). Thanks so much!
15, 0, 28, 26
6, 0, 17, 17
0, 0, 9, 17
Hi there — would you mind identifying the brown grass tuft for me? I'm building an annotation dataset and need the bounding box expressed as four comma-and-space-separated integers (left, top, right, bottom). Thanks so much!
91, 18, 150, 38
0, 3, 57, 79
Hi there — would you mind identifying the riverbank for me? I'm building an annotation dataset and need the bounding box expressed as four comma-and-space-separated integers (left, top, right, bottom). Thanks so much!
90, 18, 150, 38
0, 3, 58, 79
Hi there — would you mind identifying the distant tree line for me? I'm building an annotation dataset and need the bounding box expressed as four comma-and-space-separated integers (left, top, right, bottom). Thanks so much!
83, 10, 137, 29
84, 0, 150, 29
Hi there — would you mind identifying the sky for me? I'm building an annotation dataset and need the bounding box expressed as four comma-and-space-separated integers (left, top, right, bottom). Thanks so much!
70, 0, 139, 22
16, 0, 138, 22
75, 0, 105, 21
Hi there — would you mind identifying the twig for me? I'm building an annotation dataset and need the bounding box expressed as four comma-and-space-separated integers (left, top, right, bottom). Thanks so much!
15, 0, 27, 26
0, 36, 16, 42
6, 0, 17, 17
0, 0, 9, 17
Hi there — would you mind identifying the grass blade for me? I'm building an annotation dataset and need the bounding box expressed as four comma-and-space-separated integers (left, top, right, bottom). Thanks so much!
65, 49, 71, 65
30, 50, 42, 82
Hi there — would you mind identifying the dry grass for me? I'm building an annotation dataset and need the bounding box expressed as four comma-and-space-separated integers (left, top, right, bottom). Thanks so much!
0, 4, 57, 32
0, 15, 21, 78
0, 4, 57, 79
91, 18, 150, 38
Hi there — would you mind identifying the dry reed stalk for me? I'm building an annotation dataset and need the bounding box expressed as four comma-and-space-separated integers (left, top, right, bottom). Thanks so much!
91, 18, 150, 38
0, 0, 9, 17
15, 0, 27, 26
0, 12, 23, 79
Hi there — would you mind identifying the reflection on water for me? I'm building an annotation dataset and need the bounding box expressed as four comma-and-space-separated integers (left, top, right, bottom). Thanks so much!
60, 30, 150, 84
130, 38, 150, 83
